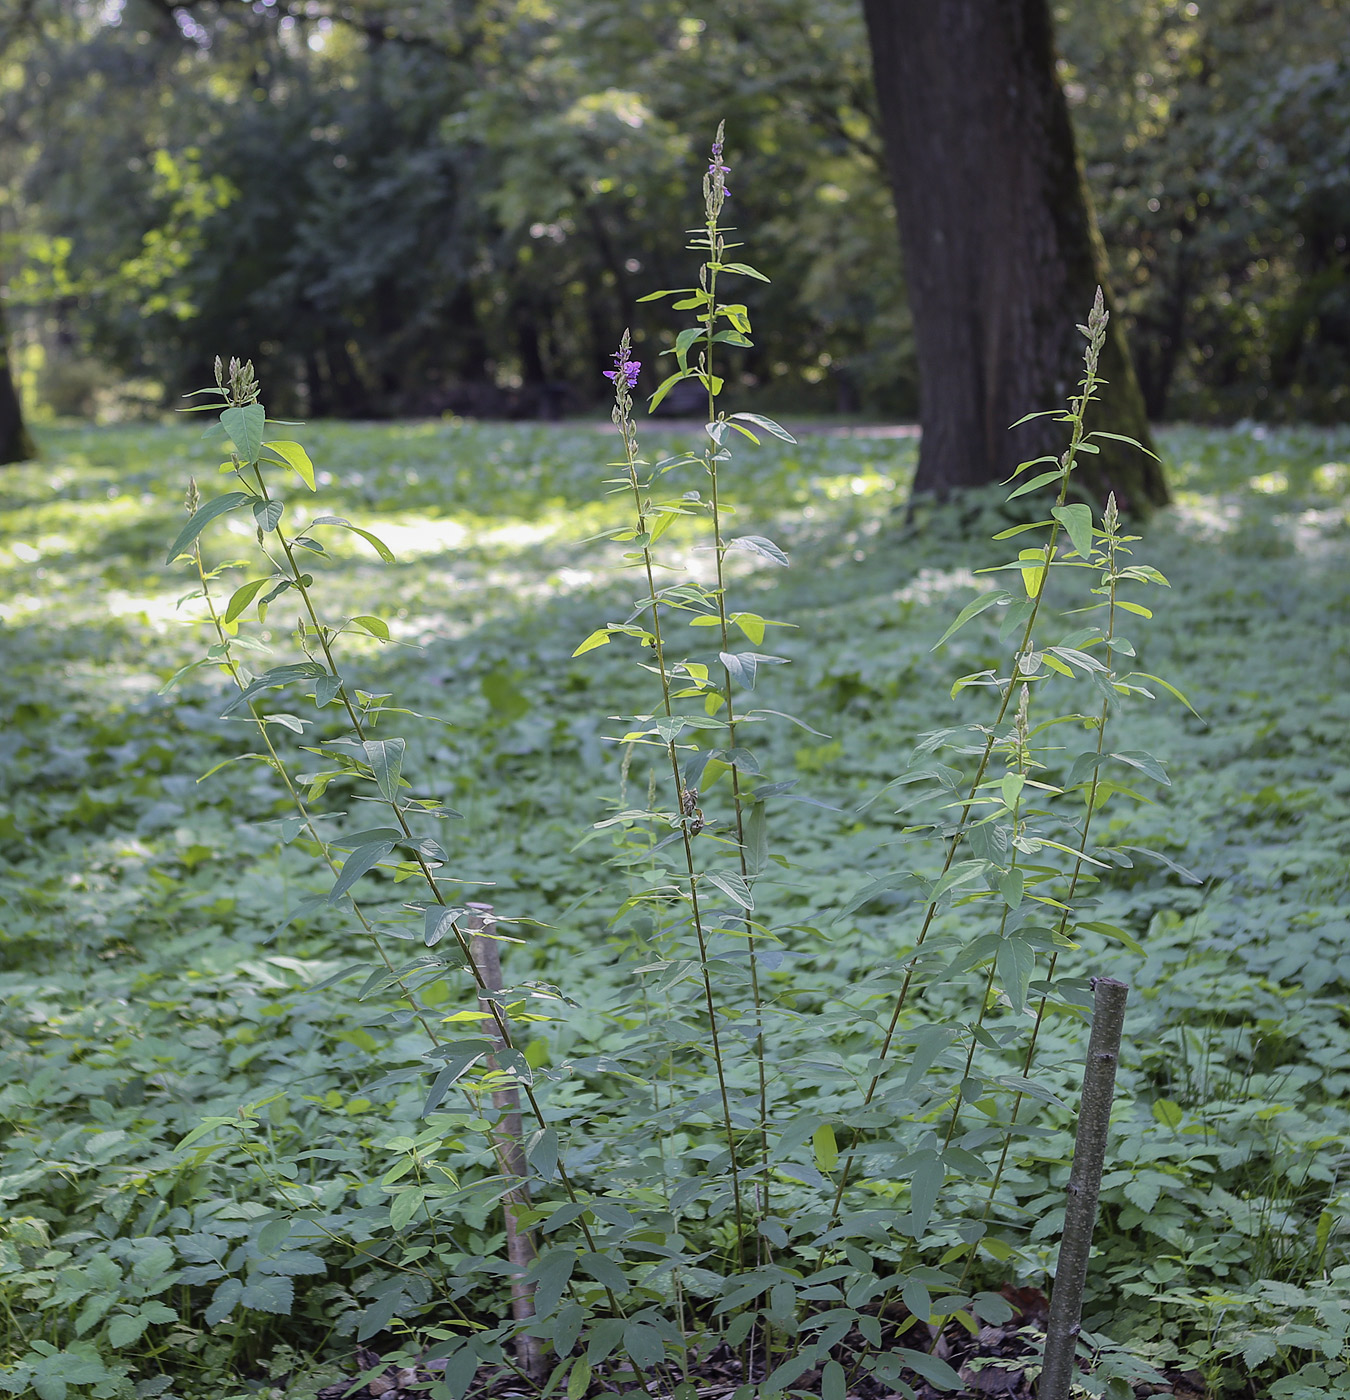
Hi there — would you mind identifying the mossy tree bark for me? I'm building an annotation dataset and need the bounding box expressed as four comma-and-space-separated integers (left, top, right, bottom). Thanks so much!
0, 298, 36, 465
862, 0, 1168, 514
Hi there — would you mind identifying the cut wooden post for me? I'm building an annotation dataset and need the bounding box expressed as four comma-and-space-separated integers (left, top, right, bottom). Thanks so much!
466, 902, 542, 1382
1039, 976, 1129, 1400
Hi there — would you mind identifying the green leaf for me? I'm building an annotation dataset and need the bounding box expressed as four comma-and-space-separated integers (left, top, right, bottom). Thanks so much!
310, 515, 396, 562
205, 1277, 243, 1327
635, 286, 695, 302
908, 1151, 943, 1237
567, 1358, 591, 1400
1052, 502, 1095, 560
219, 661, 327, 716
329, 840, 395, 904
1078, 920, 1144, 956
240, 1275, 293, 1314
648, 369, 694, 412
932, 859, 988, 900
165, 491, 252, 563
812, 1123, 838, 1173
1112, 750, 1170, 785
893, 1348, 963, 1389
1153, 1098, 1184, 1129
351, 615, 389, 641
931, 591, 1010, 650
703, 869, 753, 909
992, 519, 1053, 540
726, 533, 789, 566
1007, 468, 1063, 501
1129, 671, 1202, 718
997, 867, 1024, 910
263, 440, 316, 490
223, 577, 273, 623
389, 1187, 425, 1232
623, 1323, 665, 1371
730, 412, 795, 442
573, 628, 612, 657
1090, 428, 1162, 461
672, 326, 703, 368
731, 611, 766, 644
719, 261, 771, 282
821, 1360, 846, 1400
253, 498, 283, 531
1017, 548, 1048, 597
996, 937, 1036, 1013
744, 802, 767, 876
221, 403, 266, 465
106, 1312, 151, 1348
363, 738, 406, 801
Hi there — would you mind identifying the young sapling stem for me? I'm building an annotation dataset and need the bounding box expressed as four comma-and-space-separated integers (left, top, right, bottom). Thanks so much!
1039, 975, 1129, 1400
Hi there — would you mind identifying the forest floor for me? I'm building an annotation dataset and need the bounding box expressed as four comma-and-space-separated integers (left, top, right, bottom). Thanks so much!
2, 418, 1349, 1400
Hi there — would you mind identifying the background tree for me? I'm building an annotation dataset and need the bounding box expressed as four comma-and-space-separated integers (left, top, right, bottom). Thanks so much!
0, 298, 35, 463
2, 0, 1346, 431
862, 0, 1167, 511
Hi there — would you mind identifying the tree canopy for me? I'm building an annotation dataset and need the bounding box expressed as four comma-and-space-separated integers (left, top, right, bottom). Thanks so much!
2, 0, 1346, 423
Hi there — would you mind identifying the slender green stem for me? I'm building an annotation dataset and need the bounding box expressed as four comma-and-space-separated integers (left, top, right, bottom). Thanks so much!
699, 211, 773, 1255
954, 503, 1123, 1281
612, 371, 748, 1270
824, 388, 1094, 1232
216, 454, 623, 1347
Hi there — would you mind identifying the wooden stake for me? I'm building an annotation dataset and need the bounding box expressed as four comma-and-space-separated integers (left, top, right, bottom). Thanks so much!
1039, 976, 1129, 1400
466, 902, 542, 1382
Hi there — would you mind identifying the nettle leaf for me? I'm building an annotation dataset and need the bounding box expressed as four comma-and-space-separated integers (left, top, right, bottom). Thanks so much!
221, 403, 266, 465
165, 491, 252, 563
205, 1277, 243, 1327
240, 1275, 293, 1314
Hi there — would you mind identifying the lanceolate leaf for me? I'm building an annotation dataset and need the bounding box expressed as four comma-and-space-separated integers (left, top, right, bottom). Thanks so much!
931, 590, 1010, 650
328, 840, 395, 904
165, 491, 252, 563
310, 515, 396, 561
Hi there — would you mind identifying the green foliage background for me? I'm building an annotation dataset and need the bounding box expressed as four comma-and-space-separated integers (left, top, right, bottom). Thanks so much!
2, 418, 1349, 1395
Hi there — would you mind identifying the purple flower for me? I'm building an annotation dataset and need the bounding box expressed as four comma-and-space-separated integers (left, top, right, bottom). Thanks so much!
708, 137, 730, 196
604, 356, 641, 389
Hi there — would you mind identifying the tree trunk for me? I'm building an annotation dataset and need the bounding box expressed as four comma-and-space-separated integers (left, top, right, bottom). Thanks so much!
0, 299, 36, 465
862, 0, 1167, 514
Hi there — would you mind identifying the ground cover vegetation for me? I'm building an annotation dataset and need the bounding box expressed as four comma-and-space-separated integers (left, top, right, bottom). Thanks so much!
3, 169, 1350, 1395
3, 0, 1347, 427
